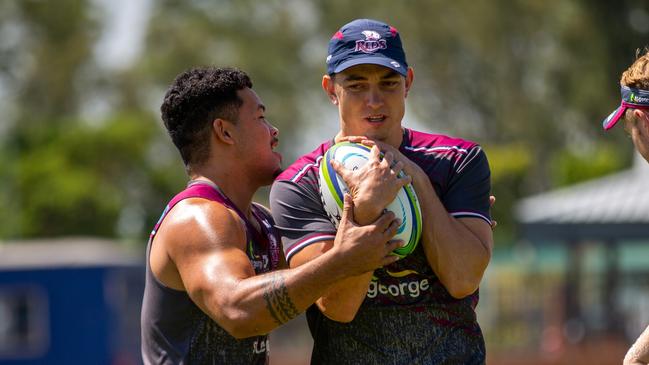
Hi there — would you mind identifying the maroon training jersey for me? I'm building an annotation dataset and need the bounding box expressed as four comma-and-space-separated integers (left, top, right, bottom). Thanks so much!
141, 181, 281, 365
269, 128, 491, 364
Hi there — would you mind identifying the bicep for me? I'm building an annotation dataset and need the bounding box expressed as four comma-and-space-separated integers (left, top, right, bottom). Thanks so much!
179, 247, 256, 304
167, 203, 256, 310
456, 217, 493, 253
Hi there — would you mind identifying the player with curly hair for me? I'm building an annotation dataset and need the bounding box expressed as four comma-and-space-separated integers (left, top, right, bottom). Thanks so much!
140, 66, 406, 364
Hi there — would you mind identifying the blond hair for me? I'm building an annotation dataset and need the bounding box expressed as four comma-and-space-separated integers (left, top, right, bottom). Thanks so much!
620, 47, 649, 89
621, 48, 649, 123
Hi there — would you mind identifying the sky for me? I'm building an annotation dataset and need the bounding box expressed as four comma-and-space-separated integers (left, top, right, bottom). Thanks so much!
93, 0, 152, 71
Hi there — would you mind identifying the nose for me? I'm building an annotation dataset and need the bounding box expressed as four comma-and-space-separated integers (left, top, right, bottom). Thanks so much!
270, 124, 279, 138
367, 86, 383, 109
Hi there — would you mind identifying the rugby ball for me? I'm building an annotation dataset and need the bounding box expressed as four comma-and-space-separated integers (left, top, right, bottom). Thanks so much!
318, 142, 422, 258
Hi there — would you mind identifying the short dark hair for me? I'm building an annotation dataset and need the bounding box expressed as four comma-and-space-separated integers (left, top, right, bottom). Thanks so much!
161, 66, 252, 167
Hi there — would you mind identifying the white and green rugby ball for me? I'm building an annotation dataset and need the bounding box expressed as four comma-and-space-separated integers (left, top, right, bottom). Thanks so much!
318, 142, 422, 258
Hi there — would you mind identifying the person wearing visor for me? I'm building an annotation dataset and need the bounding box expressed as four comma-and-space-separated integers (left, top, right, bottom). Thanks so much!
605, 50, 649, 365
603, 87, 649, 165
270, 19, 493, 364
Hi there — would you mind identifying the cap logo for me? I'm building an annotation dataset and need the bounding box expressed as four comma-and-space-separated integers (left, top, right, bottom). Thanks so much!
355, 30, 387, 54
361, 30, 381, 41
630, 93, 649, 103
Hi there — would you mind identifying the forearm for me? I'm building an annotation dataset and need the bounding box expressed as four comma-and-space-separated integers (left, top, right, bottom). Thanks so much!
626, 326, 649, 365
288, 241, 376, 323
413, 174, 492, 298
201, 250, 351, 338
316, 272, 373, 322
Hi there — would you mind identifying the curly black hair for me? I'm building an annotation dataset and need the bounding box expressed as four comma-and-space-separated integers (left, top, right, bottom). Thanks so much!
161, 67, 252, 168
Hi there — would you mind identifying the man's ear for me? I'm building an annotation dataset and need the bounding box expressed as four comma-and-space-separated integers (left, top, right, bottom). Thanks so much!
404, 67, 414, 98
322, 75, 338, 105
634, 109, 649, 135
640, 111, 649, 135
213, 118, 235, 144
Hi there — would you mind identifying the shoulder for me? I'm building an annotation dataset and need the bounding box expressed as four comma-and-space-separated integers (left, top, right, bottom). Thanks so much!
402, 128, 486, 173
403, 128, 480, 154
161, 198, 247, 252
274, 141, 333, 183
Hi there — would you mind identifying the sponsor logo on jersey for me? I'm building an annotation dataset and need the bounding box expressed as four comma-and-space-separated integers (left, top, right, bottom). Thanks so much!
251, 254, 269, 272
258, 214, 280, 269
355, 30, 387, 54
248, 238, 270, 272
367, 277, 430, 298
253, 338, 269, 354
384, 269, 419, 278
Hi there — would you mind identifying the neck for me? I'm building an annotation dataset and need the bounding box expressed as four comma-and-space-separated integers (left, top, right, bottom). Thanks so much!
189, 170, 257, 218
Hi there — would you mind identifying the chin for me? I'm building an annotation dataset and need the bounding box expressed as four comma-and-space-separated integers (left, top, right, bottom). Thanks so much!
362, 133, 389, 143
259, 167, 283, 186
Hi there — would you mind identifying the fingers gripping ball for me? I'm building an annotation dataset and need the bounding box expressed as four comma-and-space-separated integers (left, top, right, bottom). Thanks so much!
318, 142, 422, 258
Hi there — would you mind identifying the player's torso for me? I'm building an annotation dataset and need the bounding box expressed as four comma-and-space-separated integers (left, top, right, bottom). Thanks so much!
282, 130, 487, 364
142, 183, 279, 365
186, 202, 277, 364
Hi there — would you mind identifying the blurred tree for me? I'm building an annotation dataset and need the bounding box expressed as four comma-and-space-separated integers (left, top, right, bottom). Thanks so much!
0, 0, 183, 240
2, 0, 648, 241
307, 0, 646, 240
136, 0, 325, 144
0, 0, 100, 238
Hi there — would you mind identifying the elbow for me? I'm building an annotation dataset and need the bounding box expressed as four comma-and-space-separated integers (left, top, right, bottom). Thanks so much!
217, 310, 267, 339
444, 273, 485, 299
446, 282, 479, 299
222, 325, 261, 340
222, 319, 266, 339
220, 318, 253, 339
317, 301, 359, 323
447, 253, 491, 299
323, 310, 356, 323
197, 289, 271, 338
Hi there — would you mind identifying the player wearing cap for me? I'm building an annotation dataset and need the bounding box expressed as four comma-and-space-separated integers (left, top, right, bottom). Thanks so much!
270, 19, 493, 364
603, 49, 649, 365
140, 66, 406, 364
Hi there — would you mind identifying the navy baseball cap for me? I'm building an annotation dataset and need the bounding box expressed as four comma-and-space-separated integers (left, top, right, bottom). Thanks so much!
326, 19, 408, 77
603, 85, 649, 130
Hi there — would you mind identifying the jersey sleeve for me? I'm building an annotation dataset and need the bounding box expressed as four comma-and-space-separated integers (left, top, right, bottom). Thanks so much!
442, 146, 491, 225
269, 179, 337, 264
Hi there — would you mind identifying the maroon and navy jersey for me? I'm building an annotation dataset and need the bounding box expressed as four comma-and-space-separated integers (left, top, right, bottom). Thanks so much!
269, 128, 491, 364
141, 181, 281, 365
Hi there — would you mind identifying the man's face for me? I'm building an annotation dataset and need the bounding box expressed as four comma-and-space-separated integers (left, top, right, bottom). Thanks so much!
234, 87, 282, 184
624, 111, 649, 163
323, 64, 413, 148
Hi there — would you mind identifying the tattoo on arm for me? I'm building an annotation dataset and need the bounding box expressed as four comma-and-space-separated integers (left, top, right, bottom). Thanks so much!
263, 273, 300, 325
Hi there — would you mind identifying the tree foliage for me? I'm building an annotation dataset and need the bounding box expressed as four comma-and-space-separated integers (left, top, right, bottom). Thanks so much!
2, 0, 648, 240
0, 0, 183, 240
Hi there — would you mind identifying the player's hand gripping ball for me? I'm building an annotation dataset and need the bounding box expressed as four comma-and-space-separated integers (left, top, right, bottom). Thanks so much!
318, 142, 422, 258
